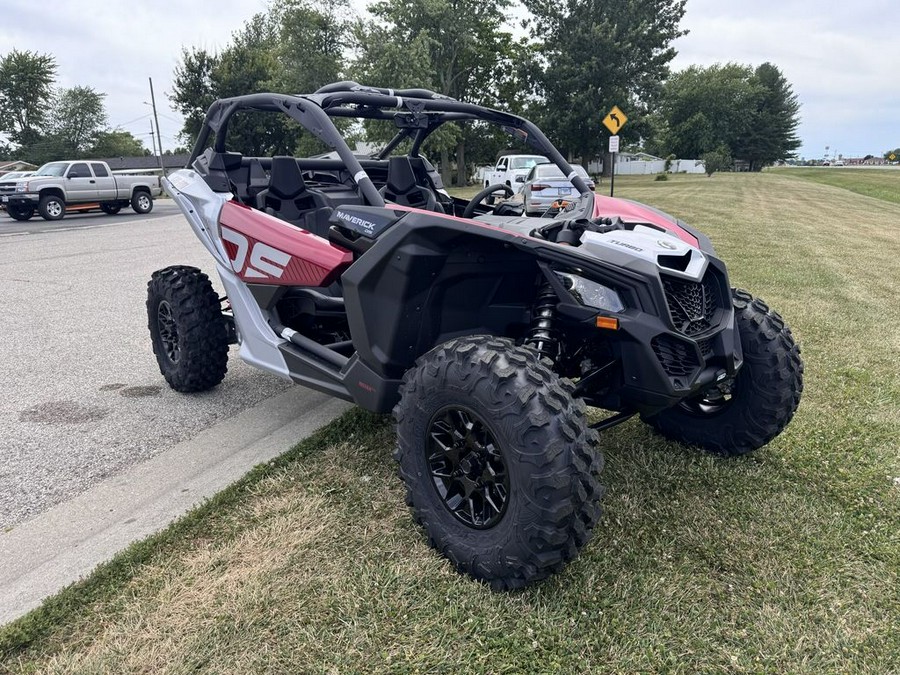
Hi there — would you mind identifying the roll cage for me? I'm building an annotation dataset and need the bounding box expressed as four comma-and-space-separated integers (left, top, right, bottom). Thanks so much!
187, 80, 592, 211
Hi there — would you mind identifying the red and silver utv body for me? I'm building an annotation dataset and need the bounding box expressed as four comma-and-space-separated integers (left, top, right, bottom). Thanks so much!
149, 82, 802, 589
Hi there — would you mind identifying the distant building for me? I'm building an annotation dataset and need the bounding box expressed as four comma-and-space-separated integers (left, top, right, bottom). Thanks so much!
99, 154, 191, 173
0, 160, 38, 175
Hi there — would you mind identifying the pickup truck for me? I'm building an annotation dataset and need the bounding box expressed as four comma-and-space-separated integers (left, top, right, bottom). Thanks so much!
482, 154, 549, 193
0, 160, 162, 221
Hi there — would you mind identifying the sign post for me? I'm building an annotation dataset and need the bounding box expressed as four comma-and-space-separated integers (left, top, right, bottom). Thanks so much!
602, 106, 628, 198
608, 135, 620, 197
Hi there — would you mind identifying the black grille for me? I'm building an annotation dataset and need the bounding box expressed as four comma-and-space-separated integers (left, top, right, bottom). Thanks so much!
652, 335, 701, 378
662, 273, 720, 336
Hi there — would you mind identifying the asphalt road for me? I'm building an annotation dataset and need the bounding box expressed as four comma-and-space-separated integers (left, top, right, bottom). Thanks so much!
0, 199, 181, 236
0, 207, 296, 529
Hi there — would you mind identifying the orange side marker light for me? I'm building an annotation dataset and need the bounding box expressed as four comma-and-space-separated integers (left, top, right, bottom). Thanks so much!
596, 316, 619, 330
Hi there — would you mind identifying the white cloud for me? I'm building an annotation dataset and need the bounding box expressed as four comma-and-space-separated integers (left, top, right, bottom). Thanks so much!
672, 0, 900, 157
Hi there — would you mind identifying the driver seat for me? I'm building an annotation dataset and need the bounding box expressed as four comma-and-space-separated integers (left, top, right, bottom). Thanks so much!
381, 156, 444, 213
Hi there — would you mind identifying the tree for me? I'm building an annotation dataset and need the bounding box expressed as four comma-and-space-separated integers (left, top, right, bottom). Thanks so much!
0, 50, 57, 148
659, 62, 800, 170
522, 0, 687, 171
734, 63, 800, 170
90, 130, 149, 158
48, 86, 108, 155
658, 63, 758, 160
700, 146, 732, 176
883, 148, 899, 161
353, 0, 520, 184
170, 1, 351, 156
20, 86, 108, 164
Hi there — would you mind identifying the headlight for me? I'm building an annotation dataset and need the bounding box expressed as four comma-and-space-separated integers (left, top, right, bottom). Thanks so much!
556, 272, 624, 313
16, 182, 28, 192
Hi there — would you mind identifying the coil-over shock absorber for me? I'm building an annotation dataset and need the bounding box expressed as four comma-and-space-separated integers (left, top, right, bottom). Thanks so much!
526, 282, 560, 362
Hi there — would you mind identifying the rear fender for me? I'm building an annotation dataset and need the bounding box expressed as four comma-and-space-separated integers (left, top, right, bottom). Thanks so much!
163, 170, 291, 380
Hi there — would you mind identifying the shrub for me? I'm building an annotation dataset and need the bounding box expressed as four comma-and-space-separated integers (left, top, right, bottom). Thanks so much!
700, 147, 733, 177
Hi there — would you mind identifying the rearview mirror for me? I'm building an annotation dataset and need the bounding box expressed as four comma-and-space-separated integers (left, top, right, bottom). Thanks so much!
515, 175, 525, 183
67, 172, 79, 179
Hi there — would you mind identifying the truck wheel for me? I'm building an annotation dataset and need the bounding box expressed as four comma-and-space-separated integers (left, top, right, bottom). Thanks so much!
132, 190, 153, 214
7, 205, 34, 221
394, 336, 604, 590
147, 266, 229, 393
100, 203, 121, 215
38, 195, 65, 221
645, 288, 803, 455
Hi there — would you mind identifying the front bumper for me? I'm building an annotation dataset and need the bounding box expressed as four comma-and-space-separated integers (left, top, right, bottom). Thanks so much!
1, 193, 39, 210
554, 259, 741, 416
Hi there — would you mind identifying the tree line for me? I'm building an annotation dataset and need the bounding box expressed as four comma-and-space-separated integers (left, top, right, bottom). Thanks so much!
0, 50, 149, 164
2, 0, 804, 176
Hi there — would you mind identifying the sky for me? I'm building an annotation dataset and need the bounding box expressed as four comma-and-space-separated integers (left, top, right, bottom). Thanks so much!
1, 0, 896, 160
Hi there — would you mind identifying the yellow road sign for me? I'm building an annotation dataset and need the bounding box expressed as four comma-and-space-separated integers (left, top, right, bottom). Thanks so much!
890, 153, 897, 161
603, 106, 628, 134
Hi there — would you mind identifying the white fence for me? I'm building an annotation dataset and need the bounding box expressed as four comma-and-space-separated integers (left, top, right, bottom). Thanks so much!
617, 159, 705, 175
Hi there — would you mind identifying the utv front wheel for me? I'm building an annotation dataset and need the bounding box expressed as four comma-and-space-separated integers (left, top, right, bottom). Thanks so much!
394, 336, 604, 589
147, 266, 229, 392
646, 288, 803, 455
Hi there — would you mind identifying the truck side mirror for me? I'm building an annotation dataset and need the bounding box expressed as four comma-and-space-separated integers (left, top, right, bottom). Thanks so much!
67, 172, 79, 179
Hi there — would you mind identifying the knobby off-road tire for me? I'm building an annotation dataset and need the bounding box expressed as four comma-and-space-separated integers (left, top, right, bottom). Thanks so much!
7, 205, 34, 221
38, 195, 65, 221
393, 336, 604, 590
132, 190, 153, 214
646, 288, 803, 456
147, 266, 228, 393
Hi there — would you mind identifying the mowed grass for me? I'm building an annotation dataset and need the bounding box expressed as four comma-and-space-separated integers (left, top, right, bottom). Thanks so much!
2, 173, 899, 673
767, 166, 900, 205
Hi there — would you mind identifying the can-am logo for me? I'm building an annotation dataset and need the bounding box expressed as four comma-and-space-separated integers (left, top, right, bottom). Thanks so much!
221, 227, 290, 279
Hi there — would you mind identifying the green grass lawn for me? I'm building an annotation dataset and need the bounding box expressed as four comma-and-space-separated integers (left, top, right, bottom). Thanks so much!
3, 173, 899, 673
766, 166, 900, 205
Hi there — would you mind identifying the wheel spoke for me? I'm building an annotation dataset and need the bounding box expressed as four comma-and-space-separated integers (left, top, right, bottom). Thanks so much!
426, 405, 509, 529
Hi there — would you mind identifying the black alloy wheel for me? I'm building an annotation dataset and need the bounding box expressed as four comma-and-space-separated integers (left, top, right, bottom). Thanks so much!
426, 406, 509, 529
156, 300, 180, 364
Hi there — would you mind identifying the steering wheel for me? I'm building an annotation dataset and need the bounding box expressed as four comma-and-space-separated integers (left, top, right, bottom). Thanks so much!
462, 183, 515, 219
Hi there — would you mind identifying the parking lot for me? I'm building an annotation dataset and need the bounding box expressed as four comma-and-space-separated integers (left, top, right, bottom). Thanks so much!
0, 205, 298, 528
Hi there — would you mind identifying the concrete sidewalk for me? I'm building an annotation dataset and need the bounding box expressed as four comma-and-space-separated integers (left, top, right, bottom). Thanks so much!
0, 387, 349, 625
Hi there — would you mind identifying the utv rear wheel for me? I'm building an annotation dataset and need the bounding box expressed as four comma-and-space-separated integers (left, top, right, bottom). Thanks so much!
132, 190, 153, 214
147, 266, 228, 392
646, 288, 803, 455
38, 195, 65, 221
393, 336, 604, 589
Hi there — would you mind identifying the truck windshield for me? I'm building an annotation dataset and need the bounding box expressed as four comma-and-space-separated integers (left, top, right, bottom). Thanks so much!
34, 162, 68, 177
510, 156, 548, 170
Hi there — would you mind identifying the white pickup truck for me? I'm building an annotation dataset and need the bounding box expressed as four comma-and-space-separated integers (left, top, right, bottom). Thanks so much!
482, 154, 549, 193
1, 160, 162, 221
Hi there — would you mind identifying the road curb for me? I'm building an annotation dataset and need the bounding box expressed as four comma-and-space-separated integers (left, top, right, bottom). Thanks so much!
0, 388, 350, 625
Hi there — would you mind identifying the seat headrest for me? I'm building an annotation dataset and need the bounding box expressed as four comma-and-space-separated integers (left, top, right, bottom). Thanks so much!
208, 151, 242, 171
386, 156, 417, 194
269, 156, 306, 199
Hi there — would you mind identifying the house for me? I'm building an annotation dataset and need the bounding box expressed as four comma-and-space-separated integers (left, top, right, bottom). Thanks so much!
0, 160, 38, 175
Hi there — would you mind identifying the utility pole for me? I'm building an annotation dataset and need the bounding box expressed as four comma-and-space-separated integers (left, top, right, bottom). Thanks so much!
149, 121, 157, 158
148, 77, 166, 177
